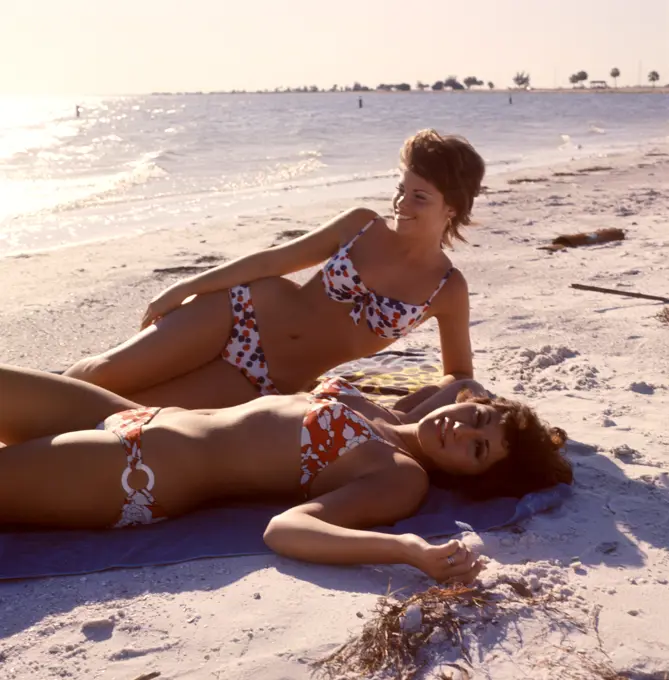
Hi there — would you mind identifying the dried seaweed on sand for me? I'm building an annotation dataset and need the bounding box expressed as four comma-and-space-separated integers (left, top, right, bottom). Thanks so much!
311, 582, 515, 680
310, 580, 661, 680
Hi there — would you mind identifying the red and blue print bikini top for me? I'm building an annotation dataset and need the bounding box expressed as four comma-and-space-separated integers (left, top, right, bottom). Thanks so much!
321, 217, 455, 339
300, 377, 395, 496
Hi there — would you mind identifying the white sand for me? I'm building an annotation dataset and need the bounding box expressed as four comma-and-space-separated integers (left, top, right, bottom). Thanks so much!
1, 146, 668, 679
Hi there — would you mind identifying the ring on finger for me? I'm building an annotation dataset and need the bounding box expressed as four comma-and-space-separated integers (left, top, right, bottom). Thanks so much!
446, 556, 456, 566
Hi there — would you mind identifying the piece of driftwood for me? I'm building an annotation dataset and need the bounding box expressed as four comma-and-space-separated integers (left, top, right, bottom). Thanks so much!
539, 228, 625, 252
132, 672, 161, 680
571, 283, 669, 303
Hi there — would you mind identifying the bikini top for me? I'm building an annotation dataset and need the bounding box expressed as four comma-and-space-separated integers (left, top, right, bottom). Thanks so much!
321, 217, 455, 339
299, 377, 394, 496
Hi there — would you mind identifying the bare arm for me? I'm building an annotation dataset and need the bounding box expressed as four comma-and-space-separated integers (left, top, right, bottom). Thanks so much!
141, 208, 378, 327
357, 379, 487, 423
435, 269, 474, 382
399, 378, 488, 423
394, 271, 473, 412
176, 207, 377, 294
263, 458, 481, 582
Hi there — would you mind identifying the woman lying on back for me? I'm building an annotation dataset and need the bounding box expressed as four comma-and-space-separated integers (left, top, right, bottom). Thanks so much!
65, 129, 486, 409
0, 366, 572, 582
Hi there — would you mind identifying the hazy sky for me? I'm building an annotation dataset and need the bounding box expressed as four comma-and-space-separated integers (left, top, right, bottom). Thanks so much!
2, 0, 667, 94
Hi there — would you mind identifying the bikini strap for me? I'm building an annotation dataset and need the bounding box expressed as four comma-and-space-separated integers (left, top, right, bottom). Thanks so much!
342, 215, 379, 250
427, 266, 456, 303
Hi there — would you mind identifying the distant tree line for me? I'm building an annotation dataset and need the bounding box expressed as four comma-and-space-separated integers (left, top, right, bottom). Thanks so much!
567, 67, 661, 88
214, 67, 663, 95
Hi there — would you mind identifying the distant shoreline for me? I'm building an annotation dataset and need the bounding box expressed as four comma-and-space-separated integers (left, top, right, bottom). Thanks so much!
150, 86, 668, 96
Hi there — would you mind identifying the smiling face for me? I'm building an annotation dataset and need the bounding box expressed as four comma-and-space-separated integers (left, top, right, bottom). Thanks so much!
399, 130, 486, 247
392, 168, 453, 245
416, 402, 508, 475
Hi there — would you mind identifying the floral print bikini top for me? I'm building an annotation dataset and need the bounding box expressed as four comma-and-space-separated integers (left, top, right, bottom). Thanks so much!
300, 377, 395, 497
321, 216, 455, 339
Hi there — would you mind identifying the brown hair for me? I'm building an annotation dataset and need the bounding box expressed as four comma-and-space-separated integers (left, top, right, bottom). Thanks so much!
430, 391, 573, 500
400, 129, 485, 247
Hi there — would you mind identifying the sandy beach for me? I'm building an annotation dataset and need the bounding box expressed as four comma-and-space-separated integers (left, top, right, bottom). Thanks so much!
1, 144, 668, 679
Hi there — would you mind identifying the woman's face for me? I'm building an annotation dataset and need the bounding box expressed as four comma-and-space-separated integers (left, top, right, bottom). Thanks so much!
417, 402, 507, 475
392, 168, 453, 241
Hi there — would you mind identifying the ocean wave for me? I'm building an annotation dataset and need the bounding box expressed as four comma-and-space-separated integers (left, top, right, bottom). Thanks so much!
92, 134, 123, 143
155, 148, 186, 162
219, 155, 327, 192
250, 168, 399, 194
60, 151, 169, 210
4, 150, 170, 221
0, 119, 81, 162
126, 150, 169, 178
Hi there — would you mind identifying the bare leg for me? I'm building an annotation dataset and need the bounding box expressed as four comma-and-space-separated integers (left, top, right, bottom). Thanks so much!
65, 291, 233, 396
128, 357, 262, 409
0, 364, 139, 446
0, 431, 129, 528
1, 425, 215, 529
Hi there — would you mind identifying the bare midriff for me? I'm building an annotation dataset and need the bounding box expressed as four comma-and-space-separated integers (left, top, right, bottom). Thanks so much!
246, 273, 394, 393
140, 396, 308, 507
139, 391, 404, 511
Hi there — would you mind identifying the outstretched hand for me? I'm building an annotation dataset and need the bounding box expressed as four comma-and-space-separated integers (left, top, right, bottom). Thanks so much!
140, 286, 189, 330
411, 537, 483, 584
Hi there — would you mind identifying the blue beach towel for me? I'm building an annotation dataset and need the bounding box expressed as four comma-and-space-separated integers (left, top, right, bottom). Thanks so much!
0, 484, 571, 581
0, 351, 572, 580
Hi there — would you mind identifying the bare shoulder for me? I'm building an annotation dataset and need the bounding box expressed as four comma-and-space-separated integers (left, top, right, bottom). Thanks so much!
296, 451, 429, 530
266, 206, 384, 271
366, 451, 431, 506
332, 207, 383, 243
394, 452, 431, 490
432, 266, 469, 315
343, 206, 381, 224
445, 266, 468, 294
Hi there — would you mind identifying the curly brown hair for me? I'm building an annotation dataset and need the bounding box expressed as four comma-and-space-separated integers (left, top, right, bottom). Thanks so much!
400, 129, 486, 247
430, 390, 573, 500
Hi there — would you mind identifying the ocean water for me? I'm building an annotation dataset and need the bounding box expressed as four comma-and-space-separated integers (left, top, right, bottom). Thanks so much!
1, 91, 667, 256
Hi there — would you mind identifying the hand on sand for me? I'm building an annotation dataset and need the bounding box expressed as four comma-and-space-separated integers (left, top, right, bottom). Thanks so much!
141, 285, 189, 330
411, 537, 483, 584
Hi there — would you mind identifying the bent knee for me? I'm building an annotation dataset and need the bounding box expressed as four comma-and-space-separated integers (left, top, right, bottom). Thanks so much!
65, 356, 116, 388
